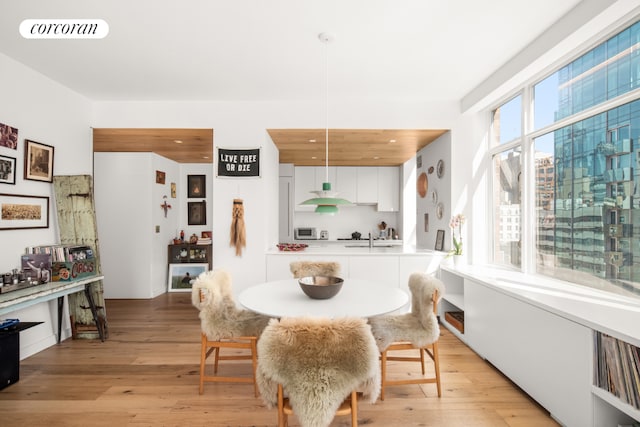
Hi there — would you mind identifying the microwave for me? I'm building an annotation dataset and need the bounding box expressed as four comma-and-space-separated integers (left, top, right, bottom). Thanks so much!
294, 227, 317, 240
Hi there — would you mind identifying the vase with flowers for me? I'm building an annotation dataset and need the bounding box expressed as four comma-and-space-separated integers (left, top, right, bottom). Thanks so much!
449, 213, 466, 266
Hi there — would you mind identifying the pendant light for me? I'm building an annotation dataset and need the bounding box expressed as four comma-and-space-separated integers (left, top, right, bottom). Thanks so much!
300, 32, 352, 215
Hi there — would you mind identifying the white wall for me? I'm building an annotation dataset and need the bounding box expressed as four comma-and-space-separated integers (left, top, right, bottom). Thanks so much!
0, 52, 92, 357
415, 132, 452, 252
91, 100, 458, 293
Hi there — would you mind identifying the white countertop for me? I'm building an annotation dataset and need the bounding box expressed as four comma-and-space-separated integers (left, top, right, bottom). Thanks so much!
444, 264, 640, 347
269, 244, 446, 256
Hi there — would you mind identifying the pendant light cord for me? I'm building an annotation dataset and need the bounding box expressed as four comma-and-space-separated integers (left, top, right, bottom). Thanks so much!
324, 34, 329, 183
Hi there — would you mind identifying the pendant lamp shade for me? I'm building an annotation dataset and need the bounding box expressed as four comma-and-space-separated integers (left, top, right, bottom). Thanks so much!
301, 33, 352, 215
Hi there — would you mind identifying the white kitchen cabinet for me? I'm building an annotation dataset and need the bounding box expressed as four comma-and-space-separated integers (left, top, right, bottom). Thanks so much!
335, 167, 357, 202
294, 166, 337, 211
313, 166, 337, 190
266, 254, 347, 281
356, 167, 378, 204
348, 255, 399, 287
377, 167, 400, 212
398, 255, 443, 294
294, 167, 316, 211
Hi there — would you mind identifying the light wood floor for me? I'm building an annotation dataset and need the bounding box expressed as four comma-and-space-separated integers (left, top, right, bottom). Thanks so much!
0, 293, 560, 427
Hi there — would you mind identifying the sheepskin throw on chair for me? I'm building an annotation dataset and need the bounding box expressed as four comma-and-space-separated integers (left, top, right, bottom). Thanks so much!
191, 269, 271, 340
368, 272, 444, 351
289, 261, 341, 278
257, 316, 380, 427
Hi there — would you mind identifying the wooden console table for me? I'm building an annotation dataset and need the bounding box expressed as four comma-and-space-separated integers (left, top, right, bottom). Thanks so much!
0, 275, 105, 343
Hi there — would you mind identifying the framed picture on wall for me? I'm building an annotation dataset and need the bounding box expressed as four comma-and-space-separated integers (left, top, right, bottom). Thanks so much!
24, 139, 54, 182
188, 200, 206, 225
167, 263, 208, 292
0, 193, 49, 230
187, 174, 206, 198
435, 229, 445, 251
0, 155, 17, 185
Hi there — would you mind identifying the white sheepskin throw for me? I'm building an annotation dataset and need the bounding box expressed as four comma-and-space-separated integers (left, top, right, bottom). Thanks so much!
289, 261, 341, 278
368, 272, 444, 351
191, 269, 271, 340
257, 317, 381, 427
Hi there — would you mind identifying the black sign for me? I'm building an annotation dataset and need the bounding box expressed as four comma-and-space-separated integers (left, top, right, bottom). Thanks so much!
217, 148, 260, 177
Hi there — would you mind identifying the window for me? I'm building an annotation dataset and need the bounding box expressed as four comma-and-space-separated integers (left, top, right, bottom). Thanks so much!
490, 19, 640, 299
492, 148, 522, 268
492, 95, 522, 145
533, 21, 640, 130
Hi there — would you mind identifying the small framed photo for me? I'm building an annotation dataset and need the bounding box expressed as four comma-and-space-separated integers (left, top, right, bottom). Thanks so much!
188, 174, 206, 198
24, 139, 54, 182
171, 182, 176, 198
0, 193, 49, 230
188, 200, 207, 225
0, 155, 17, 185
168, 263, 208, 292
0, 123, 18, 149
435, 229, 445, 251
155, 170, 166, 184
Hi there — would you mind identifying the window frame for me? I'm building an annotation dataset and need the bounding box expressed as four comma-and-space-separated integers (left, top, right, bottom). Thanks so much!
486, 16, 640, 280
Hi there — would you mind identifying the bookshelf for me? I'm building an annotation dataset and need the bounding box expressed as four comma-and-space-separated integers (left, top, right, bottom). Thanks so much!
594, 331, 640, 421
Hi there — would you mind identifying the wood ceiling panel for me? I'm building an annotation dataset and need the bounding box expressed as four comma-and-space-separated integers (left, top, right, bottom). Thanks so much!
268, 129, 448, 166
93, 128, 214, 164
92, 128, 447, 166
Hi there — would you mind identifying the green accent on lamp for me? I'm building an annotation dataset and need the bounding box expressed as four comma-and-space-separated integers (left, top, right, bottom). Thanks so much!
301, 182, 352, 215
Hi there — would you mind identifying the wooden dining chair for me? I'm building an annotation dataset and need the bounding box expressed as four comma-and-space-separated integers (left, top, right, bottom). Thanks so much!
191, 269, 271, 396
257, 316, 380, 427
289, 260, 341, 278
368, 272, 444, 400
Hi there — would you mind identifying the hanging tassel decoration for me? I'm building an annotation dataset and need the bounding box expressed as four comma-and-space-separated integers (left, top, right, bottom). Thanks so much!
230, 198, 246, 256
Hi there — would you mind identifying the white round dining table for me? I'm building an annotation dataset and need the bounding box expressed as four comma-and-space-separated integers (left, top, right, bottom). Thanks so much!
238, 278, 409, 318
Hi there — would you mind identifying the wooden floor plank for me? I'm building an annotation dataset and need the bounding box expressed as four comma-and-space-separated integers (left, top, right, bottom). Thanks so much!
0, 293, 559, 426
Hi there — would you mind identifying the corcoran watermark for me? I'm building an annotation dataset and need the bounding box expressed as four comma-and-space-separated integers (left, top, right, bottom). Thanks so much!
19, 19, 109, 39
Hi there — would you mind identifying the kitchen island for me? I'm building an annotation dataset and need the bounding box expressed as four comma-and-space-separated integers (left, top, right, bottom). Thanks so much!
266, 243, 446, 293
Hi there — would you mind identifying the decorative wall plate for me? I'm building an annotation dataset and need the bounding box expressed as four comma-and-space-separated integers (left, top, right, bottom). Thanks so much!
428, 166, 434, 174
436, 202, 444, 219
436, 159, 445, 178
417, 172, 428, 198
430, 189, 438, 205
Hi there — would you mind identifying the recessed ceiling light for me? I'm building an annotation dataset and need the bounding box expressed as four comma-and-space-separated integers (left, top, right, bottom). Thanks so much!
174, 139, 183, 144
311, 156, 317, 159
309, 139, 316, 143
203, 156, 209, 159
374, 156, 380, 160
389, 139, 396, 143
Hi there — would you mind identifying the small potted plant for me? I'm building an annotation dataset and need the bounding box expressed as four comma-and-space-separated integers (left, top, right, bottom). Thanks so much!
449, 213, 466, 266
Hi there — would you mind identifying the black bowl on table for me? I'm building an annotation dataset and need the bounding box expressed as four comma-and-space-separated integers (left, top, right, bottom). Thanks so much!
298, 276, 344, 299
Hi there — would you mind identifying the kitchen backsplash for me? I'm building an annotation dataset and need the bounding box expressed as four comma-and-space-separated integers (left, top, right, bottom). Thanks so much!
293, 205, 399, 240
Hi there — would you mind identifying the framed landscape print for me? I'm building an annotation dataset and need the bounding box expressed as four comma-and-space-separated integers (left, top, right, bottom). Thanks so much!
188, 201, 206, 225
168, 263, 207, 292
0, 193, 49, 230
187, 174, 206, 198
0, 155, 16, 184
24, 139, 54, 182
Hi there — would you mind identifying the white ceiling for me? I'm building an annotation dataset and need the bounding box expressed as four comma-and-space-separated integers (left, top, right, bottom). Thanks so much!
0, 0, 589, 104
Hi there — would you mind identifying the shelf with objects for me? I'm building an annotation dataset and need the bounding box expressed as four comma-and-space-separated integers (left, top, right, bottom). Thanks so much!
167, 241, 212, 269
